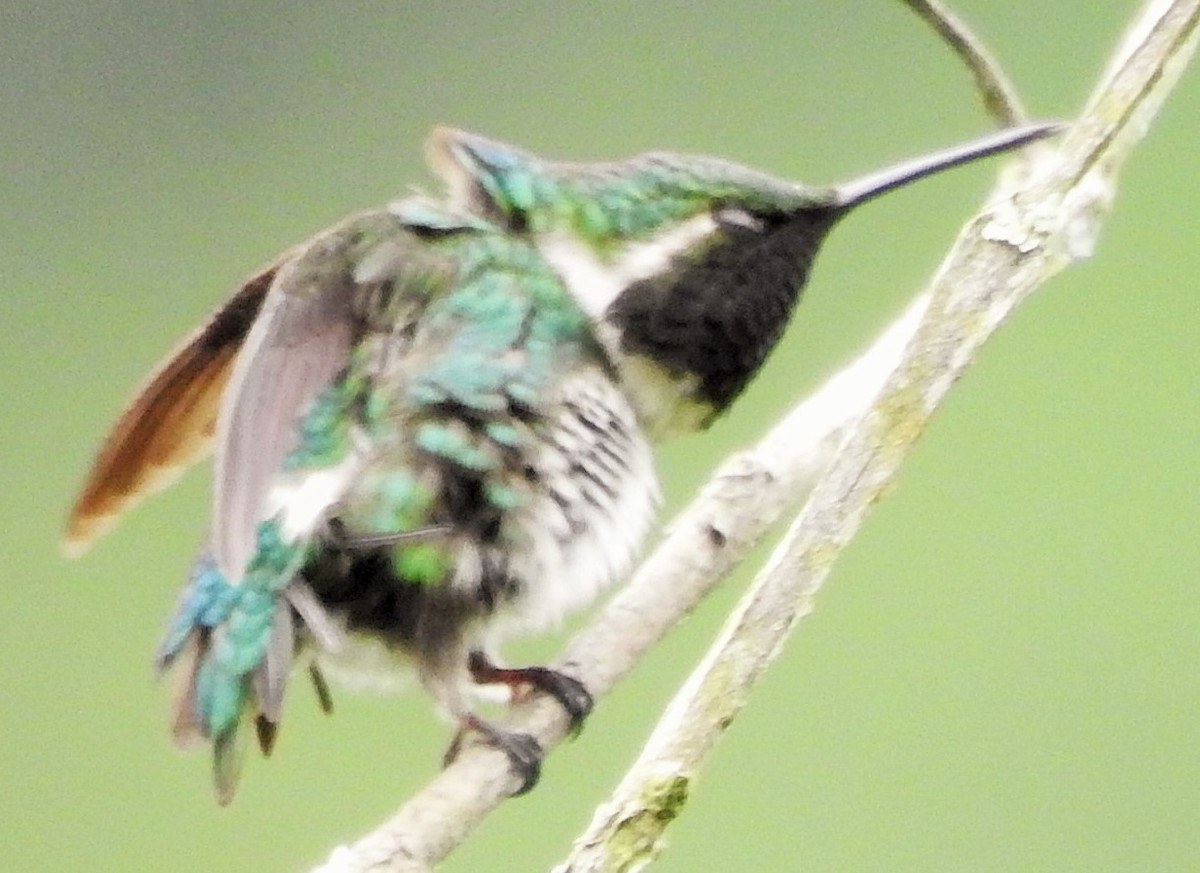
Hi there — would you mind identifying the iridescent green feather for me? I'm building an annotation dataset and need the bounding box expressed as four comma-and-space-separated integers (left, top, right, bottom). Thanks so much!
195, 520, 308, 740
442, 128, 832, 250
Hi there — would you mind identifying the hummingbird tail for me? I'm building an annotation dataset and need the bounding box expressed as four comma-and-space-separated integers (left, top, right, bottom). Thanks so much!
157, 547, 307, 804
161, 628, 254, 804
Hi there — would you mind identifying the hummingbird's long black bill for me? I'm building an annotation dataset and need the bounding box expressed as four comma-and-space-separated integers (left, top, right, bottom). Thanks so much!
832, 121, 1062, 210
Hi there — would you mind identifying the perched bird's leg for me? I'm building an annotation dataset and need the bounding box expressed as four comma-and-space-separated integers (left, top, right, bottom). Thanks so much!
467, 650, 594, 734
443, 712, 544, 796
440, 652, 594, 796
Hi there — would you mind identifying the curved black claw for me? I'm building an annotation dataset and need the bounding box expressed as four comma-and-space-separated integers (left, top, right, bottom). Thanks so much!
525, 668, 593, 736
445, 715, 544, 796
467, 651, 594, 736
489, 729, 543, 797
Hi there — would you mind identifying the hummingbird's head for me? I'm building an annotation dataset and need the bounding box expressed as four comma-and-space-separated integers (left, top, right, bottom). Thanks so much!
421, 123, 1058, 439
424, 126, 846, 437
425, 126, 835, 246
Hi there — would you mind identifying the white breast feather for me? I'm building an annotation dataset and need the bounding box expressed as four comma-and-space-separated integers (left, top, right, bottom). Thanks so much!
487, 371, 660, 643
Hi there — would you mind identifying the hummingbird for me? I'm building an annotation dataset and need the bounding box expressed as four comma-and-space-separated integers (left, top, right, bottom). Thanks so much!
64, 120, 1057, 803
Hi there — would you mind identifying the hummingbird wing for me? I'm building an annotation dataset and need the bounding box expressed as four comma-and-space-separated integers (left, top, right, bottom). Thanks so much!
62, 259, 282, 557
208, 209, 403, 581
166, 210, 449, 803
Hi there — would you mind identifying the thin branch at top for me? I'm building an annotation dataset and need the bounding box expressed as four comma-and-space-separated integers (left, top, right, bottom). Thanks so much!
902, 0, 1028, 124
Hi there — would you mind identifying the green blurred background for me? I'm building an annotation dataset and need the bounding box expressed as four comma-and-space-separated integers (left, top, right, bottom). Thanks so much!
3, 2, 1197, 870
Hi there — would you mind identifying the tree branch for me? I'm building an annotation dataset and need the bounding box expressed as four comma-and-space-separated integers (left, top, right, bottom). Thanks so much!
312, 1, 1199, 869
901, 0, 1028, 124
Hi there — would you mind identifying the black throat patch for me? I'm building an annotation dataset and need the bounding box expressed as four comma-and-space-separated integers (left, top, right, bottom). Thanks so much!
606, 207, 842, 415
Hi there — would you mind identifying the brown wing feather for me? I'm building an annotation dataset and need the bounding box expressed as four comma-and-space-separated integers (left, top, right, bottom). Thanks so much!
62, 261, 283, 557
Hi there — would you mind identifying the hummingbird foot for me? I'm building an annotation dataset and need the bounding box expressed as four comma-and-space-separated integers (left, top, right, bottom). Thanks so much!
467, 650, 594, 735
443, 713, 544, 796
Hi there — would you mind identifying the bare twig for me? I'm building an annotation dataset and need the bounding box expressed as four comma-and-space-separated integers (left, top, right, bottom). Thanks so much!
551, 1, 1200, 870
902, 0, 1028, 124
